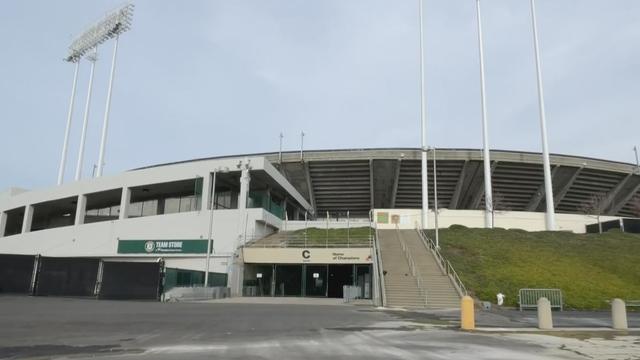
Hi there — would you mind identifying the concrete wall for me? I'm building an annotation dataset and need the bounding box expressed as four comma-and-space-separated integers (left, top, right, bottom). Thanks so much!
373, 209, 620, 233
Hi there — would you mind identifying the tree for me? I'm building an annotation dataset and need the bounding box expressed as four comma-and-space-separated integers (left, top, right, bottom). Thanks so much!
578, 193, 608, 234
487, 191, 510, 227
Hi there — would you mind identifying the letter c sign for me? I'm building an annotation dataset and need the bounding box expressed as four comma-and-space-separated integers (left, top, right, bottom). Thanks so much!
302, 250, 310, 259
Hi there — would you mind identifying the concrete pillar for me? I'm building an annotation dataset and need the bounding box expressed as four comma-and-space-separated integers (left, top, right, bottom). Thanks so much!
238, 169, 250, 210
119, 187, 131, 220
0, 211, 7, 237
75, 194, 87, 225
201, 172, 212, 210
21, 205, 34, 234
230, 252, 244, 297
460, 295, 475, 330
611, 298, 628, 330
537, 297, 553, 329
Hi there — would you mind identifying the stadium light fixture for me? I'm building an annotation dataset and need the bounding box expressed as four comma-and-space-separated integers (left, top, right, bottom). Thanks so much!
64, 4, 134, 63
58, 3, 134, 184
529, 0, 556, 230
475, 0, 493, 229
418, 0, 429, 230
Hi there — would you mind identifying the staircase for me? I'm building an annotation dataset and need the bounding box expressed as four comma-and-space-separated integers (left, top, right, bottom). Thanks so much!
378, 229, 460, 309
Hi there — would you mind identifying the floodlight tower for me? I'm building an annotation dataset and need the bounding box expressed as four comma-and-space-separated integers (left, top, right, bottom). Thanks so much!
60, 4, 134, 182
418, 0, 429, 229
96, 4, 134, 177
57, 60, 80, 185
475, 0, 493, 228
529, 0, 556, 230
75, 47, 98, 181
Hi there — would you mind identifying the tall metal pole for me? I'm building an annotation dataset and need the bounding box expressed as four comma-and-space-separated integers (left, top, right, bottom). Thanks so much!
530, 0, 556, 230
300, 131, 305, 162
476, 0, 493, 229
75, 47, 98, 181
432, 147, 439, 248
204, 171, 217, 287
418, 0, 429, 229
279, 132, 283, 166
96, 36, 120, 177
57, 61, 80, 185
634, 146, 639, 174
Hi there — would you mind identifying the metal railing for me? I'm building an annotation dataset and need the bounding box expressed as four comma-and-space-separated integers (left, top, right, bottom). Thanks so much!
396, 228, 428, 306
416, 229, 468, 297
518, 289, 563, 311
373, 228, 387, 307
244, 232, 373, 248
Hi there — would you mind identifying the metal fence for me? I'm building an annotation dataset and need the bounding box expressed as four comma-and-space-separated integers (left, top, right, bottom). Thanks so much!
518, 288, 563, 311
343, 285, 361, 303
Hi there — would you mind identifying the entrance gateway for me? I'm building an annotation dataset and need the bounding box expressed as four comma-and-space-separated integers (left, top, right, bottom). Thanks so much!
242, 248, 373, 299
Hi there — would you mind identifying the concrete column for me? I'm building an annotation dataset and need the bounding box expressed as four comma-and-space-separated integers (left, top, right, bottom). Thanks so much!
74, 194, 87, 225
119, 187, 131, 220
460, 296, 475, 330
537, 297, 553, 329
611, 298, 628, 330
0, 211, 7, 237
238, 169, 251, 210
201, 172, 212, 210
22, 205, 34, 234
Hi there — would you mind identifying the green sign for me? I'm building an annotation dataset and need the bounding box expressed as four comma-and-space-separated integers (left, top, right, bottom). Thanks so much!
117, 239, 210, 254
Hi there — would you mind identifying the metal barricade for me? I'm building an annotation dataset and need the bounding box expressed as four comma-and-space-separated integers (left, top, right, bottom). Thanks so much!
518, 288, 563, 311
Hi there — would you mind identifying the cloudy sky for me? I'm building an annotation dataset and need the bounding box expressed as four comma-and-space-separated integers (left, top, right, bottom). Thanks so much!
1, 0, 639, 191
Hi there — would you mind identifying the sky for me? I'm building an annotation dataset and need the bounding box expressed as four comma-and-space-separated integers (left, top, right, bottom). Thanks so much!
1, 0, 639, 191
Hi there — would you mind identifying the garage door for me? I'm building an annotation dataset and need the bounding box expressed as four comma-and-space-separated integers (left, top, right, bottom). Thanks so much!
99, 261, 161, 300
36, 257, 99, 297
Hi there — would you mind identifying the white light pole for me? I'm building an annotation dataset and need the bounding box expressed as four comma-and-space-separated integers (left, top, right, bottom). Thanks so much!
431, 147, 439, 248
279, 132, 283, 166
75, 48, 98, 181
96, 36, 120, 177
476, 0, 493, 228
300, 131, 305, 162
418, 0, 429, 229
204, 171, 218, 287
57, 61, 80, 185
634, 146, 639, 174
530, 0, 556, 230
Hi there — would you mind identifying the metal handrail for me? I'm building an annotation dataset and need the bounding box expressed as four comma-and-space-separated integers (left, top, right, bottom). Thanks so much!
416, 229, 468, 297
373, 228, 387, 307
396, 228, 428, 306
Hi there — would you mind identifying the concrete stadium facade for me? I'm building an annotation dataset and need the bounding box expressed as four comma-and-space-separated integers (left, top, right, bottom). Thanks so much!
144, 148, 640, 219
0, 148, 638, 300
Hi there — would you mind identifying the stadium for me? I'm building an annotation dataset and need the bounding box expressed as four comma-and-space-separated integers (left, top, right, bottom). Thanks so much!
1, 3, 639, 310
1, 147, 639, 306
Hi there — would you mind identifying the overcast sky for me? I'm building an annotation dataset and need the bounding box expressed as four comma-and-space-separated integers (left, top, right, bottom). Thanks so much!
1, 0, 639, 191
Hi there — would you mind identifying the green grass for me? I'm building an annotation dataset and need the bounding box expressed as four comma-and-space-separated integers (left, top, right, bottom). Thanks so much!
289, 227, 373, 246
430, 226, 640, 310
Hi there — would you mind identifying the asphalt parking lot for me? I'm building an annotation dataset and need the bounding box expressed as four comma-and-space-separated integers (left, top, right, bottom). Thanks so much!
0, 296, 638, 359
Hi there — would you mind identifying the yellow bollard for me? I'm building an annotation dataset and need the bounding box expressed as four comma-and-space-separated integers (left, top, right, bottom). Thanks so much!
460, 295, 475, 330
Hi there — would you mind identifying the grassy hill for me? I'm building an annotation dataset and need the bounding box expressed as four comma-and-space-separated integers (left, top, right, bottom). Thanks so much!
430, 226, 640, 309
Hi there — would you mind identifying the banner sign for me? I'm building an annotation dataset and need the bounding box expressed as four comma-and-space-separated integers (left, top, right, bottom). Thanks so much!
117, 240, 210, 254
